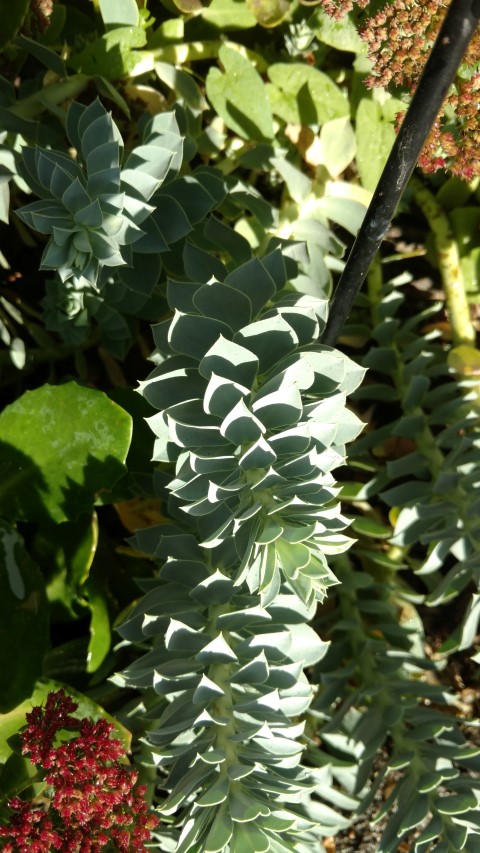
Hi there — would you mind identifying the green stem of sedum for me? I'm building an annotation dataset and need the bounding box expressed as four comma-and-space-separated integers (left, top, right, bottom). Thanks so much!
410, 175, 476, 348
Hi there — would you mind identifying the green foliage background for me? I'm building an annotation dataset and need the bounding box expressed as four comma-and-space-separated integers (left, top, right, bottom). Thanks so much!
0, 0, 479, 851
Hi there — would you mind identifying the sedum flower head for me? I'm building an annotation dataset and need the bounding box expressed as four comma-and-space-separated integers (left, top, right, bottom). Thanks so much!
317, 0, 368, 19
0, 690, 158, 852
320, 0, 480, 179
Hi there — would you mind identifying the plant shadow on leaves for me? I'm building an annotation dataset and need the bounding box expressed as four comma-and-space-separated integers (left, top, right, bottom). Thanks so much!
0, 442, 128, 525
0, 442, 49, 524
226, 99, 272, 143
296, 81, 319, 126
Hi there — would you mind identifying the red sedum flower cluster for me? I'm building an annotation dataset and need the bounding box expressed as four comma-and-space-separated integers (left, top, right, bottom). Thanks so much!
0, 690, 158, 852
319, 0, 480, 179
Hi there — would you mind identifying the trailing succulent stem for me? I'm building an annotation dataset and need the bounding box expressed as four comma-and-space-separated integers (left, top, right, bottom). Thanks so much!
358, 262, 480, 636
116, 249, 365, 851
309, 261, 480, 849
410, 176, 476, 348
312, 556, 480, 853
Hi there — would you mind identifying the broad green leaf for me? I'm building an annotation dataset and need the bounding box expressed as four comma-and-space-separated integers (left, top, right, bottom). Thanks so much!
271, 158, 311, 203
85, 567, 111, 673
99, 0, 139, 27
267, 63, 349, 126
355, 97, 404, 191
0, 382, 132, 524
32, 514, 98, 621
172, 0, 207, 12
107, 387, 155, 498
312, 8, 365, 53
155, 62, 208, 113
318, 117, 356, 177
0, 677, 132, 764
245, 0, 289, 27
313, 195, 366, 235
68, 27, 148, 79
0, 749, 37, 806
202, 0, 257, 29
206, 46, 274, 142
0, 523, 49, 712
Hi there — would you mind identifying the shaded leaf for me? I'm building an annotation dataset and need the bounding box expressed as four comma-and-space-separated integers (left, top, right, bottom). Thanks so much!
0, 522, 49, 712
206, 46, 274, 142
0, 383, 132, 524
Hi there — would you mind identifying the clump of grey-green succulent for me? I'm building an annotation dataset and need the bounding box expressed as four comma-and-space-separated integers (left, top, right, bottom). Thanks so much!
15, 99, 225, 354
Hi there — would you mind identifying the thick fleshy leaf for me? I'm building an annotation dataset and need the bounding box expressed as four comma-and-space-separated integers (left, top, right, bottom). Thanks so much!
169, 312, 232, 361
204, 373, 250, 418
196, 634, 238, 664
231, 821, 269, 851
196, 775, 230, 807
230, 785, 270, 822
230, 652, 269, 684
235, 315, 298, 372
220, 398, 265, 444
0, 383, 131, 523
200, 337, 259, 386
205, 805, 234, 851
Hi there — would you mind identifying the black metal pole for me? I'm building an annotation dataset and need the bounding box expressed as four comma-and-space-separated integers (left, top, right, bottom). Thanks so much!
321, 0, 480, 347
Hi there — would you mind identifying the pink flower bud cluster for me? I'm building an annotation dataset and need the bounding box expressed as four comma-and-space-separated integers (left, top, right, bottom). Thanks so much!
316, 0, 368, 20
320, 0, 480, 179
0, 690, 158, 852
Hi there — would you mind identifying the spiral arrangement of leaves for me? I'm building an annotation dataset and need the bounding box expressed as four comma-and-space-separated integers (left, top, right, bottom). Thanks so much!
115, 248, 365, 851
15, 100, 226, 354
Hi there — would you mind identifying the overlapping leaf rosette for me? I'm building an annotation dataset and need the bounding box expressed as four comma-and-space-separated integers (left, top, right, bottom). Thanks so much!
117, 249, 365, 852
15, 100, 226, 353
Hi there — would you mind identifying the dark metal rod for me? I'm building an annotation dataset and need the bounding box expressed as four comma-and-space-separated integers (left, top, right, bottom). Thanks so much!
321, 0, 480, 346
